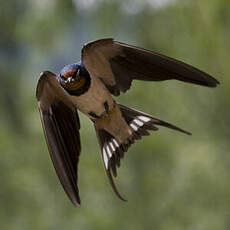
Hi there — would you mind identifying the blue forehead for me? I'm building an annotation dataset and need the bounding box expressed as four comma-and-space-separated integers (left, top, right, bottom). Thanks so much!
60, 61, 82, 75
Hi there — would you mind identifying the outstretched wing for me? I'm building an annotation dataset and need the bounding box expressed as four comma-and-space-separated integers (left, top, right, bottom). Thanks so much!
36, 71, 81, 206
82, 38, 219, 96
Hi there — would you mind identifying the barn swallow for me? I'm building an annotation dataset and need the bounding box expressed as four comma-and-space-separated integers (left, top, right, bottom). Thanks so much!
36, 38, 219, 206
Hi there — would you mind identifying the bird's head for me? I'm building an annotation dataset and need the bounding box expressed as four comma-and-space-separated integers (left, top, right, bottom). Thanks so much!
58, 62, 90, 93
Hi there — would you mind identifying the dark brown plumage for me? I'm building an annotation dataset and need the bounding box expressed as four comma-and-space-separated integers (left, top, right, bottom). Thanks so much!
36, 72, 81, 205
82, 38, 219, 96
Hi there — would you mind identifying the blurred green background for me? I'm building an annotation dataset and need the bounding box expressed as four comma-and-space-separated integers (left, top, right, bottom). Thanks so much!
0, 0, 229, 229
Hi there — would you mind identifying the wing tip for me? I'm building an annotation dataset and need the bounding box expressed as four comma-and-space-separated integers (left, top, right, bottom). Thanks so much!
70, 196, 81, 206
61, 179, 81, 207
203, 76, 220, 88
210, 79, 220, 87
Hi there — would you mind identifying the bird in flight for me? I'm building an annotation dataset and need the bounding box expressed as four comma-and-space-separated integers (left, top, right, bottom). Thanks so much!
36, 38, 219, 206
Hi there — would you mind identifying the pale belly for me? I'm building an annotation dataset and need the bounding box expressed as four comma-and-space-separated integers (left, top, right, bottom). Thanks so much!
71, 77, 114, 118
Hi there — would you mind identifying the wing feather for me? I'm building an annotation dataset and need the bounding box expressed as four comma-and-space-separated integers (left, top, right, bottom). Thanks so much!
36, 71, 81, 206
82, 38, 219, 96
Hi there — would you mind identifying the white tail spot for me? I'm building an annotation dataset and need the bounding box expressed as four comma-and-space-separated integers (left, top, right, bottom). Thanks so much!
106, 145, 112, 157
109, 142, 115, 152
130, 123, 138, 131
113, 139, 119, 148
134, 118, 144, 127
103, 147, 109, 169
138, 116, 151, 123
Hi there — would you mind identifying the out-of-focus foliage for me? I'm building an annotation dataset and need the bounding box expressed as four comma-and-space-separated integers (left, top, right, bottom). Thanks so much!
0, 0, 229, 229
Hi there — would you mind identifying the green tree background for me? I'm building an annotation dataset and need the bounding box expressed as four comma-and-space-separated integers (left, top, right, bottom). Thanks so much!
0, 0, 229, 229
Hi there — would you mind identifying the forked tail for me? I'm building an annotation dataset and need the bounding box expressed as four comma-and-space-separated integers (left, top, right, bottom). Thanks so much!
94, 104, 191, 201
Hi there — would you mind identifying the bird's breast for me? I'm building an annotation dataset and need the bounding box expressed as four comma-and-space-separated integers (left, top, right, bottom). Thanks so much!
71, 77, 114, 118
